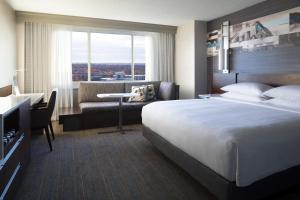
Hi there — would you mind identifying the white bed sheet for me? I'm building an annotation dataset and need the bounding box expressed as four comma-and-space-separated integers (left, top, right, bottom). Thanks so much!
142, 98, 300, 187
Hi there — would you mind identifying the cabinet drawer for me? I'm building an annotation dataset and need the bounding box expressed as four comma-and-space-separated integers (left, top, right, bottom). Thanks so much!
0, 134, 24, 195
0, 163, 21, 200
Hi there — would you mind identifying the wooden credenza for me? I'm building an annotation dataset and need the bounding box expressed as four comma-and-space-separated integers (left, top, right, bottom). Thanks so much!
0, 96, 30, 200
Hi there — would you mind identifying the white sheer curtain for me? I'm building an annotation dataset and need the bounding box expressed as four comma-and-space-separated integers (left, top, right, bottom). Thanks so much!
51, 28, 73, 118
24, 22, 53, 99
25, 22, 73, 120
145, 32, 175, 82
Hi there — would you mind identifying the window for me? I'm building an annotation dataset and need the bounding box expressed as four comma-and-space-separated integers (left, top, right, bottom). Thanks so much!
133, 36, 146, 80
91, 33, 132, 81
71, 32, 146, 82
72, 32, 88, 81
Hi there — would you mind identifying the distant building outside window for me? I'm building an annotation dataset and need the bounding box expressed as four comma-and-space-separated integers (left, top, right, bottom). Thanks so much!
72, 32, 88, 81
71, 32, 146, 82
133, 36, 146, 80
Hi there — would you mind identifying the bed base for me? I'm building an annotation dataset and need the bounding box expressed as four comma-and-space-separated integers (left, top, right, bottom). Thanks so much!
143, 125, 300, 200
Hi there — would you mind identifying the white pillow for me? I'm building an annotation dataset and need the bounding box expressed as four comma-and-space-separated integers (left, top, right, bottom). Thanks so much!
263, 98, 300, 110
263, 85, 300, 100
221, 82, 273, 96
221, 92, 267, 102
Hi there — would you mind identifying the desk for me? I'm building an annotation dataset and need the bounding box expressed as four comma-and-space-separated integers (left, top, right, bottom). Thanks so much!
13, 93, 44, 106
0, 96, 30, 200
97, 93, 138, 134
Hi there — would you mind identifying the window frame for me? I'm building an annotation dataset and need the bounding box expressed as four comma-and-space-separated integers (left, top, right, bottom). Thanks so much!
71, 29, 146, 87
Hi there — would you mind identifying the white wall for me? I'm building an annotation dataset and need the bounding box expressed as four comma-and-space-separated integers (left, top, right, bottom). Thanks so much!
175, 20, 207, 99
0, 0, 16, 88
175, 21, 195, 99
16, 22, 25, 92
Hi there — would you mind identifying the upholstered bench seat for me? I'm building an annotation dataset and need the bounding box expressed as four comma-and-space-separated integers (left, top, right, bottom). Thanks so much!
122, 101, 156, 110
59, 81, 179, 130
80, 101, 157, 113
80, 102, 119, 113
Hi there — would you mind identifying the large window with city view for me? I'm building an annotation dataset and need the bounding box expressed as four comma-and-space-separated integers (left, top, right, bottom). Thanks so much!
72, 32, 146, 81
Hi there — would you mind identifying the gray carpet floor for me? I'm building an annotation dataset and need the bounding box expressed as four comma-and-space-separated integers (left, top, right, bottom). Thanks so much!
14, 124, 300, 200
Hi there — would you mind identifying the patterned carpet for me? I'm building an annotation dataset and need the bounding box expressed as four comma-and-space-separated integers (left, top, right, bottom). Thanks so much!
14, 124, 300, 200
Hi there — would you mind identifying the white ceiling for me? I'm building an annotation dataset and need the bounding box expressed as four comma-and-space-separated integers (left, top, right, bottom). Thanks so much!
7, 0, 266, 26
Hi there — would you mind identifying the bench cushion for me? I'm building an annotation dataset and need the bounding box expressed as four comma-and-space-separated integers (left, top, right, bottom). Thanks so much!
80, 101, 156, 113
122, 101, 156, 110
80, 102, 119, 113
78, 82, 125, 103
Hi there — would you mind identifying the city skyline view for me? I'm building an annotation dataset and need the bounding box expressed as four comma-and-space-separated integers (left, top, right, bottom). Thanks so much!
72, 32, 146, 81
72, 63, 145, 81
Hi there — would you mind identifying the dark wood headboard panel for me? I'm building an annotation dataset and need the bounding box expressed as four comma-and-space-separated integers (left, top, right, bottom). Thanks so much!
212, 73, 300, 92
211, 73, 236, 93
237, 73, 300, 86
0, 85, 12, 97
208, 0, 300, 93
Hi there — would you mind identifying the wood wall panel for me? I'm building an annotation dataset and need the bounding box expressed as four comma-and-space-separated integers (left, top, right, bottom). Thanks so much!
230, 47, 300, 74
211, 73, 236, 93
0, 85, 12, 97
207, 0, 300, 91
207, 0, 300, 32
237, 73, 300, 86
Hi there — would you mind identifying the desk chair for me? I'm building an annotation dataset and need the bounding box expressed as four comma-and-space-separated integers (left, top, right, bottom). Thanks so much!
31, 89, 57, 151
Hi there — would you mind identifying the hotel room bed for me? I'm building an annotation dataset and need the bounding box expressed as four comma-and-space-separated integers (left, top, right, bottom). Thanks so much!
142, 97, 300, 200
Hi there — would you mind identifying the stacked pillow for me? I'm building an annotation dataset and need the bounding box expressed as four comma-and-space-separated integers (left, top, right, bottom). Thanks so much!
220, 82, 273, 102
146, 84, 156, 100
128, 84, 156, 102
262, 85, 300, 109
220, 82, 300, 108
128, 85, 148, 102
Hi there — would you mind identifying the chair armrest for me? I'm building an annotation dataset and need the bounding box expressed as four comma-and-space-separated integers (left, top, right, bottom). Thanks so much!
32, 102, 47, 109
31, 106, 47, 111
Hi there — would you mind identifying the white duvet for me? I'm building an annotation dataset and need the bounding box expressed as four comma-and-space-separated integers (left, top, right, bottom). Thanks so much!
142, 98, 300, 187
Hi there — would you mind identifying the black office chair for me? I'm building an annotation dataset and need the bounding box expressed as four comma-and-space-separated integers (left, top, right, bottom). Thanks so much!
33, 101, 55, 140
31, 89, 57, 151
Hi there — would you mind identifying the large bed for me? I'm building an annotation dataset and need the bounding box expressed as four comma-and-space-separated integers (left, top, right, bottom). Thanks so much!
142, 77, 300, 200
